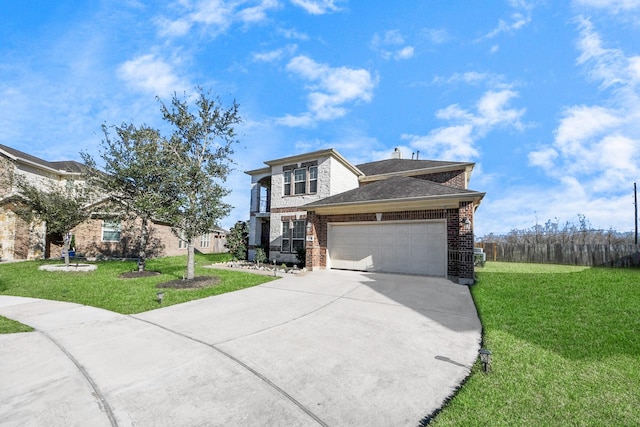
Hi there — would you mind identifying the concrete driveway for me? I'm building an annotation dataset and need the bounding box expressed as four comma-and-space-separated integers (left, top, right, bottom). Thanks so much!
0, 270, 481, 426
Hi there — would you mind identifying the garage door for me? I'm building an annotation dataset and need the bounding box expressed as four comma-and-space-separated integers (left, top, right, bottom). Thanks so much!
327, 221, 447, 276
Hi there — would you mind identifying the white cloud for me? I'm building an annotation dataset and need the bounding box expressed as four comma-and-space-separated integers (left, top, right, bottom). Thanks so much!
432, 71, 509, 88
395, 46, 415, 60
529, 19, 640, 205
421, 28, 449, 45
371, 30, 415, 61
402, 125, 477, 161
575, 17, 631, 88
238, 0, 280, 23
574, 0, 640, 12
554, 105, 622, 151
117, 54, 188, 97
252, 45, 297, 62
156, 0, 279, 38
278, 55, 377, 126
278, 27, 310, 40
478, 0, 533, 41
402, 89, 524, 161
289, 0, 345, 14
528, 147, 558, 170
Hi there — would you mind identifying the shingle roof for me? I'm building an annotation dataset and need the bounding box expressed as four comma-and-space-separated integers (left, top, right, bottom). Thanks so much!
304, 176, 482, 208
356, 158, 470, 176
0, 144, 84, 173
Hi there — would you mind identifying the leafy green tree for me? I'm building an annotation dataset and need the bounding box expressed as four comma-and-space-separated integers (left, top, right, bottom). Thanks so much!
13, 177, 91, 267
158, 88, 241, 280
81, 124, 176, 271
225, 220, 248, 260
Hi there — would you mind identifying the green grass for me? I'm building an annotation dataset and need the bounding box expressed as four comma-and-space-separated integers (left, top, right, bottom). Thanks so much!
0, 253, 277, 317
0, 315, 34, 334
430, 262, 640, 426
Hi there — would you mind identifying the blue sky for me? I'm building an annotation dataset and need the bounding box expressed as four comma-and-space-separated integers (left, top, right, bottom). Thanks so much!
2, 0, 640, 235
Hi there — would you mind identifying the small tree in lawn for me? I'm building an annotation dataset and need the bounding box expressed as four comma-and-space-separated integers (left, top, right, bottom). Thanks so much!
159, 88, 241, 280
81, 124, 175, 272
13, 177, 91, 267
225, 220, 249, 260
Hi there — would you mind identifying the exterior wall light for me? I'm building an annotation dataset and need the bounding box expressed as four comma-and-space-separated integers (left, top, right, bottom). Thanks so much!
479, 348, 492, 372
462, 217, 471, 231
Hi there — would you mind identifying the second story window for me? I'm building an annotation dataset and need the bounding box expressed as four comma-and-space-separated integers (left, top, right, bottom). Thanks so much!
294, 168, 306, 194
284, 171, 291, 195
284, 161, 318, 196
309, 166, 317, 193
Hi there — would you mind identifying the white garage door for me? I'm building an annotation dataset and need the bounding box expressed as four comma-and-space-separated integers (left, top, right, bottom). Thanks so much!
327, 221, 447, 276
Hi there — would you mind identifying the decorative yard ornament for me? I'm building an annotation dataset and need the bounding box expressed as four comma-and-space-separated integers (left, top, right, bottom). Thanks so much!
479, 348, 492, 373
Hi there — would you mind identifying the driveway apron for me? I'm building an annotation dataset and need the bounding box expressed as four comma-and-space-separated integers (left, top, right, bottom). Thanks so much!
0, 270, 481, 426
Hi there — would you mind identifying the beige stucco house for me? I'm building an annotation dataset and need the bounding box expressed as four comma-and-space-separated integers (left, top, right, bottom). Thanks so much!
0, 144, 227, 261
246, 148, 485, 284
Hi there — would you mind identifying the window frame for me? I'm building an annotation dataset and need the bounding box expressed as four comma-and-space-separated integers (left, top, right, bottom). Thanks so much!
282, 221, 291, 253
309, 166, 318, 194
200, 233, 210, 248
284, 170, 291, 196
102, 219, 121, 242
178, 231, 187, 249
293, 168, 306, 195
292, 220, 306, 252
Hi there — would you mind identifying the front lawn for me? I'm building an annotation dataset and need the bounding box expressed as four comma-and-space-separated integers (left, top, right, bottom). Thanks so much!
0, 253, 276, 317
430, 262, 640, 426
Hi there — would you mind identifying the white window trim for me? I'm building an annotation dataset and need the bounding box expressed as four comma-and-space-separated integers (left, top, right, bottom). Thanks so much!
178, 231, 188, 249
309, 166, 318, 194
293, 168, 306, 195
102, 219, 121, 242
284, 170, 291, 196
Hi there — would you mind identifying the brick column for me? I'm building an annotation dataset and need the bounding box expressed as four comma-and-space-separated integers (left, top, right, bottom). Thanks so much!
458, 201, 475, 284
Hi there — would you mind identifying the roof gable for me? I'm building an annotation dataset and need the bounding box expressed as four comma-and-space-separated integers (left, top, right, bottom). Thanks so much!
246, 148, 362, 177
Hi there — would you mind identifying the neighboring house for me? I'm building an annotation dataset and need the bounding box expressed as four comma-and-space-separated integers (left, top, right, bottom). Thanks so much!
246, 148, 485, 284
0, 144, 227, 261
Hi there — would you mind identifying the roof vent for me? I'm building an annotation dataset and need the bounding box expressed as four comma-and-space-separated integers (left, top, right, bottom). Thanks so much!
391, 147, 402, 159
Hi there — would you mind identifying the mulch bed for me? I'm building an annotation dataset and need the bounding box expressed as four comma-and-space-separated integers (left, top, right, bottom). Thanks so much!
118, 270, 221, 289
155, 275, 221, 289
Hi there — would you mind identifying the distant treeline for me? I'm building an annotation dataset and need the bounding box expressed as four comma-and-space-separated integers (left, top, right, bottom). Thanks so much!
476, 216, 639, 267
479, 215, 636, 245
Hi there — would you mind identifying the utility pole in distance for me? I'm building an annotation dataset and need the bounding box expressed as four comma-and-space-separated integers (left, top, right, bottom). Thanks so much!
635, 182, 638, 245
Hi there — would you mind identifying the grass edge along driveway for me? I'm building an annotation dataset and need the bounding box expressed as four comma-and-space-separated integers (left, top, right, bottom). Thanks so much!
430, 262, 640, 427
0, 253, 276, 330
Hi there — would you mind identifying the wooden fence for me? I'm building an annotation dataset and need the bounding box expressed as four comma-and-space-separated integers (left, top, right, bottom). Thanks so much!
476, 242, 640, 267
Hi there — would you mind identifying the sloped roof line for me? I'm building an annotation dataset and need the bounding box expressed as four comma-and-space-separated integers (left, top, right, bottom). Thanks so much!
355, 158, 474, 177
304, 175, 484, 208
0, 144, 84, 174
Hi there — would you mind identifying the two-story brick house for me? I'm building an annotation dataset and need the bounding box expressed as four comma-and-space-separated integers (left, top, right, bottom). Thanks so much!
246, 148, 485, 284
0, 144, 227, 261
